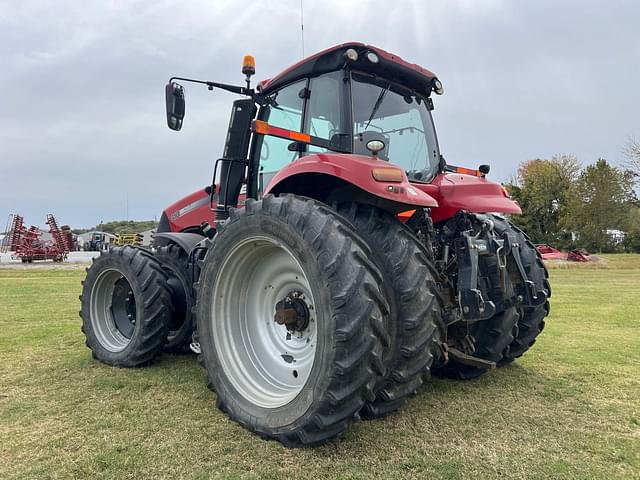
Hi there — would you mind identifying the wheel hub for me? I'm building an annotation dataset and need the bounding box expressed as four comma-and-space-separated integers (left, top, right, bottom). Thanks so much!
274, 291, 310, 332
111, 277, 136, 338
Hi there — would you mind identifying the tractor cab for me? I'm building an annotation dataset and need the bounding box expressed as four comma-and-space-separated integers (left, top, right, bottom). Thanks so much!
163, 42, 518, 229
254, 58, 442, 193
251, 44, 444, 192
165, 43, 447, 220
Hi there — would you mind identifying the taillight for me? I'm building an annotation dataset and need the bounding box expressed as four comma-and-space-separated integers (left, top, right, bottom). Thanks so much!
372, 167, 403, 183
397, 209, 416, 220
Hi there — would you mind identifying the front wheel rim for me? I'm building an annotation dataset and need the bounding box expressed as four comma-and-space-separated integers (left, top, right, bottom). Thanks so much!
89, 269, 137, 352
211, 236, 317, 409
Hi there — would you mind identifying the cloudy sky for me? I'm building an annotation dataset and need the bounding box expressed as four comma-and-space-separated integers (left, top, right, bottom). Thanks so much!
2, 0, 639, 228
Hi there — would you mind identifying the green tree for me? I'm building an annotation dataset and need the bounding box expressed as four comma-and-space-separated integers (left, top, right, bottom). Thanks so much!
72, 220, 157, 235
622, 206, 640, 253
100, 220, 157, 234
562, 159, 637, 252
623, 135, 640, 182
505, 154, 580, 246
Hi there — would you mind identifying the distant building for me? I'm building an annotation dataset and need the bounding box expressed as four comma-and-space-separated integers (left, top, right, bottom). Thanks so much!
606, 229, 626, 244
77, 231, 116, 241
77, 231, 116, 251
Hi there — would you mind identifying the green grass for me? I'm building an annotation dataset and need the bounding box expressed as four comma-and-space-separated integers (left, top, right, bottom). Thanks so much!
1, 255, 639, 479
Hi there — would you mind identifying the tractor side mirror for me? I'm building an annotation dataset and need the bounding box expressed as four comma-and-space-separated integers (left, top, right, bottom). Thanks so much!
165, 82, 185, 131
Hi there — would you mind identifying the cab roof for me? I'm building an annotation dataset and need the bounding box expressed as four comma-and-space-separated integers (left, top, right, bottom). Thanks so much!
257, 42, 439, 97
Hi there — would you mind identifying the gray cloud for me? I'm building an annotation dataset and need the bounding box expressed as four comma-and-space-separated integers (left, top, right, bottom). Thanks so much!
1, 0, 639, 227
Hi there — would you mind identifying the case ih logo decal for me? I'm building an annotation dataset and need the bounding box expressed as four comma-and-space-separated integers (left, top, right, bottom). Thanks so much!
170, 196, 210, 221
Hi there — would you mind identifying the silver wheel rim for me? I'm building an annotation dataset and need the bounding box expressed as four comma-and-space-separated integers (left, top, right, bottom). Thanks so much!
211, 236, 317, 409
89, 268, 136, 352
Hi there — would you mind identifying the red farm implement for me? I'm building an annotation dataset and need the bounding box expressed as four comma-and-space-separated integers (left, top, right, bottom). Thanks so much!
3, 213, 71, 262
536, 244, 594, 262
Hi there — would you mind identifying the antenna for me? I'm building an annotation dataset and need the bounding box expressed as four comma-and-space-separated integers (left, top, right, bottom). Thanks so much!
300, 0, 305, 58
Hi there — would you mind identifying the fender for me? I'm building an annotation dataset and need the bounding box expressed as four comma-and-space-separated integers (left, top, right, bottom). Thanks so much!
265, 153, 438, 214
413, 173, 521, 224
153, 232, 205, 254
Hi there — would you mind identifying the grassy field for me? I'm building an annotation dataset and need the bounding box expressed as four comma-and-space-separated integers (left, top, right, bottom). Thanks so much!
1, 255, 639, 479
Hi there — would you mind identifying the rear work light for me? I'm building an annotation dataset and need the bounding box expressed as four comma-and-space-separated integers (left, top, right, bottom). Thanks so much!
372, 167, 403, 183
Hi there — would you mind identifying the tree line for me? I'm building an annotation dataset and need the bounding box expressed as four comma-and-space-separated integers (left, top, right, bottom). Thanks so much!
72, 220, 157, 235
504, 139, 640, 253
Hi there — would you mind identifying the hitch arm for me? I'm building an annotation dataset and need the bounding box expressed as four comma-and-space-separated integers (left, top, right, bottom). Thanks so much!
503, 233, 547, 307
454, 234, 496, 321
447, 347, 497, 370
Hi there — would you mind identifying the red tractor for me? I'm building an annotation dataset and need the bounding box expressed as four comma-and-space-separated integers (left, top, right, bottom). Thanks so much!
80, 43, 550, 447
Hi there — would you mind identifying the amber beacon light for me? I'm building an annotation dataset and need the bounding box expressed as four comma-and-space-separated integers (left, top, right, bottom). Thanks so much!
242, 55, 256, 76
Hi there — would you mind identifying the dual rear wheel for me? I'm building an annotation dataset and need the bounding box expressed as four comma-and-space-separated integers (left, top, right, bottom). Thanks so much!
194, 195, 442, 446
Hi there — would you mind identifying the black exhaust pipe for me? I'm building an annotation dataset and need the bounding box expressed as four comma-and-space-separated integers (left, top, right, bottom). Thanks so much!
215, 98, 257, 222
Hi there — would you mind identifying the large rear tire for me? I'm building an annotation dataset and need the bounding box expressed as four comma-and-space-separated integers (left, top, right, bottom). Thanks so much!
433, 216, 519, 380
195, 195, 388, 447
154, 245, 194, 353
335, 203, 441, 418
80, 246, 173, 367
496, 222, 551, 365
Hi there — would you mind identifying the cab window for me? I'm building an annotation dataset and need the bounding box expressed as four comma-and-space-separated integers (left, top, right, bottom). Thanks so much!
351, 72, 440, 182
258, 79, 305, 190
305, 70, 346, 154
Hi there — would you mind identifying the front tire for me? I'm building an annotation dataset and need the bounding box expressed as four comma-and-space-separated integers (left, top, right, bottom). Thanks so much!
154, 245, 194, 353
195, 195, 388, 447
80, 246, 173, 367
